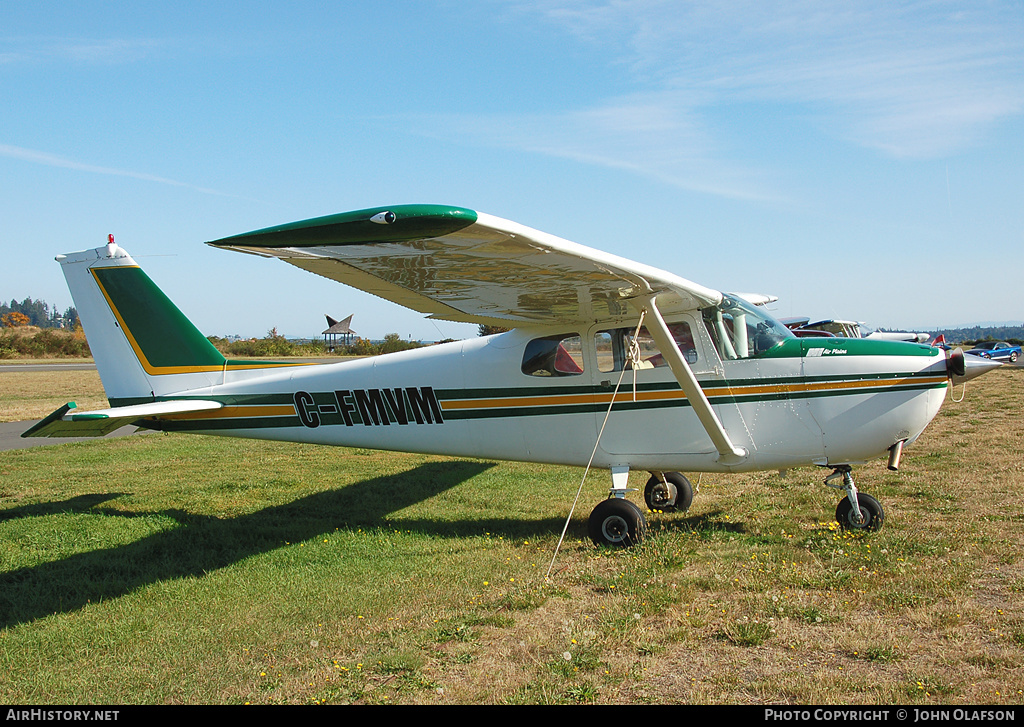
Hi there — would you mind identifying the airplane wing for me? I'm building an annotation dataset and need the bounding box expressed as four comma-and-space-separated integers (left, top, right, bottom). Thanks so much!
207, 205, 722, 326
734, 293, 778, 307
22, 400, 224, 438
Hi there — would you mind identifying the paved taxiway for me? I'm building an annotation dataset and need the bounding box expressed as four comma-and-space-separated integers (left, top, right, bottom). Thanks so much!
1, 362, 146, 451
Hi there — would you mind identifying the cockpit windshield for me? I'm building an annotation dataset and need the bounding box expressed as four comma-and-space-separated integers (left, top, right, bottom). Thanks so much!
701, 295, 794, 360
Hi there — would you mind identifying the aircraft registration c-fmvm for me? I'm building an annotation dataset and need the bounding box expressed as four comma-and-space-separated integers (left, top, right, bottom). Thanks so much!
24, 205, 1000, 547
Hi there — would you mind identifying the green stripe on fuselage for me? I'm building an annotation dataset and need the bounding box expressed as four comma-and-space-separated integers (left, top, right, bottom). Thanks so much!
132, 369, 946, 432
763, 338, 938, 359
435, 368, 944, 401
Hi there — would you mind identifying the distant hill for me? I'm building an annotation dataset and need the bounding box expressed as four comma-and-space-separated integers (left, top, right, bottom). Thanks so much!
926, 325, 1024, 345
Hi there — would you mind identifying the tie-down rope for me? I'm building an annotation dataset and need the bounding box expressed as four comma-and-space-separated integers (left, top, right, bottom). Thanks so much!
546, 309, 647, 579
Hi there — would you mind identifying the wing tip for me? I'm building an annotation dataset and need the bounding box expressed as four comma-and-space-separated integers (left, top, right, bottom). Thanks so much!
207, 204, 479, 250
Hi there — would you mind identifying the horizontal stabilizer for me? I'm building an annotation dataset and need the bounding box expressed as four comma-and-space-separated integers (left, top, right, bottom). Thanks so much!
22, 400, 224, 438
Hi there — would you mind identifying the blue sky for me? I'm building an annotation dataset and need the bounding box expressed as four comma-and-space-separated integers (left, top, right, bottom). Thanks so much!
3, 1, 1023, 341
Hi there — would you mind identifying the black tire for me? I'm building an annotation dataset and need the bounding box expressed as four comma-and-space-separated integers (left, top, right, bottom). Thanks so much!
1010, 352, 1018, 363
835, 493, 885, 531
644, 472, 694, 513
588, 499, 647, 548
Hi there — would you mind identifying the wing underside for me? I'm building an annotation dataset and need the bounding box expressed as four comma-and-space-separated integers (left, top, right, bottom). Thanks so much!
207, 205, 722, 326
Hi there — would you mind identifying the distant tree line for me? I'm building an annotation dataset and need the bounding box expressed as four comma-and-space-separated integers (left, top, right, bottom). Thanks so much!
0, 297, 88, 358
6, 294, 1021, 357
207, 330, 428, 357
0, 297, 78, 330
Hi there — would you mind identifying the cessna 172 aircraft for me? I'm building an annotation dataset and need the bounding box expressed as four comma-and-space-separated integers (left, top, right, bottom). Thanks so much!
24, 205, 1000, 547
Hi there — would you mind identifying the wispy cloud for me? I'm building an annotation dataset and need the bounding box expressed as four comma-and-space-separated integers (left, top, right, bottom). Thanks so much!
521, 0, 1024, 159
0, 143, 234, 197
0, 36, 170, 65
418, 1, 1024, 199
413, 91, 777, 201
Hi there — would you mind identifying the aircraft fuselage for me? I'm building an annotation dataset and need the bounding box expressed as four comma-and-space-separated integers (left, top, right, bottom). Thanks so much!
141, 326, 949, 474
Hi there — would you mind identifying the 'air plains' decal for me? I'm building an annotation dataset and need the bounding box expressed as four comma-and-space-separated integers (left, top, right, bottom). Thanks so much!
293, 387, 444, 428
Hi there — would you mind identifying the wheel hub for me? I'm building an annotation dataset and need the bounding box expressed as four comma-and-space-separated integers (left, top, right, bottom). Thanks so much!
602, 516, 629, 543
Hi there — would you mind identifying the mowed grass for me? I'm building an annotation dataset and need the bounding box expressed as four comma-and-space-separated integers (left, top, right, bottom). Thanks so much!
1, 366, 1022, 704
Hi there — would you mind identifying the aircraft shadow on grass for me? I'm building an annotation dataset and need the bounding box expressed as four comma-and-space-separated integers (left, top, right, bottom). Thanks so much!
0, 459, 591, 629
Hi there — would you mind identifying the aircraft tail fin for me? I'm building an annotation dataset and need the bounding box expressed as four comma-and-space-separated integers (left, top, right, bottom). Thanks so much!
58, 239, 227, 405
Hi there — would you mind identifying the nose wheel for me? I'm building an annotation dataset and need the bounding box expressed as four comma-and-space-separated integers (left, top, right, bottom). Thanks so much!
835, 493, 885, 530
826, 466, 885, 531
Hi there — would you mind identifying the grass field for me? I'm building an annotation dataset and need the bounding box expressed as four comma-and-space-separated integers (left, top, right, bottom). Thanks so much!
0, 364, 107, 423
1, 365, 1022, 704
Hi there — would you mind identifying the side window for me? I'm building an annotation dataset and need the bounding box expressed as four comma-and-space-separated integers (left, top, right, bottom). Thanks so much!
595, 322, 697, 373
522, 333, 584, 377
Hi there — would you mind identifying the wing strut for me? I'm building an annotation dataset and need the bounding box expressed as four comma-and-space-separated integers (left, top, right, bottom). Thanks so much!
637, 295, 748, 466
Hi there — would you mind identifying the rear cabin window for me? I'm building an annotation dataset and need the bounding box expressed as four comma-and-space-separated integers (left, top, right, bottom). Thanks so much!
522, 333, 585, 377
595, 322, 697, 373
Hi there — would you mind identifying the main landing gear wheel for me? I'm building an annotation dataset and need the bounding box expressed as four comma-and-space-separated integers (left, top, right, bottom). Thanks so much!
835, 493, 885, 531
588, 498, 647, 548
644, 472, 694, 513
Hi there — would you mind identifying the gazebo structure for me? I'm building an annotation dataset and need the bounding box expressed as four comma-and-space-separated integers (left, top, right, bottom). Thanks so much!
322, 314, 355, 351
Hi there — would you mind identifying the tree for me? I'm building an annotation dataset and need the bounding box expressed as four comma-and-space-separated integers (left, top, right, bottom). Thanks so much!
1, 311, 30, 328
478, 324, 511, 336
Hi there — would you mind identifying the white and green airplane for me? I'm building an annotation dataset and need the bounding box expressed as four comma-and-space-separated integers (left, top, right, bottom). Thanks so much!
23, 205, 1000, 547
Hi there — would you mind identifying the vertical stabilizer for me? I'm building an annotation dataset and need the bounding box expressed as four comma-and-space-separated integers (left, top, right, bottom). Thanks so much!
58, 241, 226, 405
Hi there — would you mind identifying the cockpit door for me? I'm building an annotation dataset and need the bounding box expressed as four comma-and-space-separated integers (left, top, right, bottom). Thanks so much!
588, 314, 748, 459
